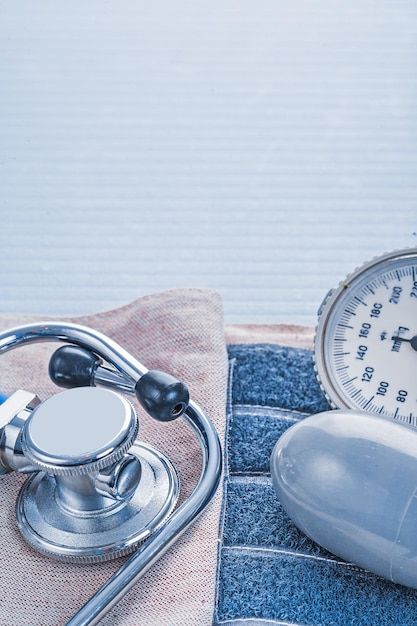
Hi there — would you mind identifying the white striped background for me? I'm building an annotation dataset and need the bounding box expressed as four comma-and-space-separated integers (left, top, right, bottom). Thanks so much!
1, 0, 416, 324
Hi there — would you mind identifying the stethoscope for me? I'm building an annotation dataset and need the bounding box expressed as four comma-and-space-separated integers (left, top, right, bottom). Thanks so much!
0, 321, 222, 625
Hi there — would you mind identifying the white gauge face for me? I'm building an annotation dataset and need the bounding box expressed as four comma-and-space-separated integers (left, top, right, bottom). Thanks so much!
314, 249, 417, 424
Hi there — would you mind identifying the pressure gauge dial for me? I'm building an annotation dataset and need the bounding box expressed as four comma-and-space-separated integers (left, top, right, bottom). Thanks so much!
314, 248, 417, 424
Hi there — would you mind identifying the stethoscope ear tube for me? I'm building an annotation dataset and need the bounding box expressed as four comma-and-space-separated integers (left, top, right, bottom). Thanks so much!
0, 322, 222, 625
49, 344, 191, 421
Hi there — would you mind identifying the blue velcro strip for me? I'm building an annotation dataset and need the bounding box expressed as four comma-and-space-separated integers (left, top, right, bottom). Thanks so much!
214, 344, 417, 626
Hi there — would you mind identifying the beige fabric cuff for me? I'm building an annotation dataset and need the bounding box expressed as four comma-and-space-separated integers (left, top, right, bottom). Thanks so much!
0, 289, 313, 625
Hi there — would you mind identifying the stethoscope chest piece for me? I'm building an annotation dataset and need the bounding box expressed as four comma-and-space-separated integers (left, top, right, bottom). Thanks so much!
0, 321, 222, 625
15, 386, 179, 562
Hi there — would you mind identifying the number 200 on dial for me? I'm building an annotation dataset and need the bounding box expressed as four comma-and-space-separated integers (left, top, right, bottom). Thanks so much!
314, 248, 417, 424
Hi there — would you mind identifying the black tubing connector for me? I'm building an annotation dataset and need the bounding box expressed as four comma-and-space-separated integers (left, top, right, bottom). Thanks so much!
49, 345, 102, 389
135, 370, 189, 421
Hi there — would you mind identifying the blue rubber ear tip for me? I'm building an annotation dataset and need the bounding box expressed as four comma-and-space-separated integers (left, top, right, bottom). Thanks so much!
270, 409, 417, 589
0, 392, 8, 405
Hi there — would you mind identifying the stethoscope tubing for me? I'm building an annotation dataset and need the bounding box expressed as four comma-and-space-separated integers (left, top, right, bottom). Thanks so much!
0, 322, 148, 381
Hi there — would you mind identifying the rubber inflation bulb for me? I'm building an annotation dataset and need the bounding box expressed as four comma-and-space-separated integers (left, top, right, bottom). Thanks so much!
270, 409, 417, 589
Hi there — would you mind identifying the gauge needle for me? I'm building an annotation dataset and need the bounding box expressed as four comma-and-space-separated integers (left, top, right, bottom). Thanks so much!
391, 335, 417, 351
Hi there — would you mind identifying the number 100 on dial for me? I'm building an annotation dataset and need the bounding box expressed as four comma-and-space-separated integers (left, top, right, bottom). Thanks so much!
314, 249, 417, 423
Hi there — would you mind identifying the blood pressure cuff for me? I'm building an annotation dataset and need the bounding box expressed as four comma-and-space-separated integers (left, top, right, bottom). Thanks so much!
214, 342, 417, 626
1, 291, 417, 626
